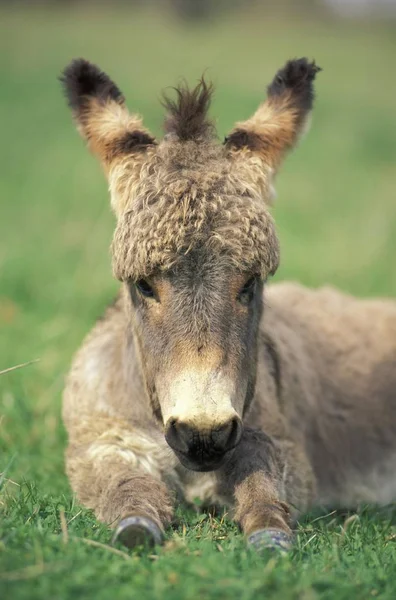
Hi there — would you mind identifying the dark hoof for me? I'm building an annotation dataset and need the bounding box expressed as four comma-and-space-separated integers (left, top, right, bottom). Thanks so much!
247, 528, 293, 554
112, 516, 164, 549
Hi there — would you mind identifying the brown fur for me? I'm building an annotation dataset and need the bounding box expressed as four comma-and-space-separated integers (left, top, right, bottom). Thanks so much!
60, 59, 156, 172
225, 59, 320, 172
61, 58, 396, 543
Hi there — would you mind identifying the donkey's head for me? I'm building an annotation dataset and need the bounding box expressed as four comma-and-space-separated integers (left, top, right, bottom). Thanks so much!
61, 58, 320, 471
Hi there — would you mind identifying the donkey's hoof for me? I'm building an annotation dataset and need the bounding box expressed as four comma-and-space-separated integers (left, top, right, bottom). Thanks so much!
112, 516, 164, 549
247, 528, 293, 554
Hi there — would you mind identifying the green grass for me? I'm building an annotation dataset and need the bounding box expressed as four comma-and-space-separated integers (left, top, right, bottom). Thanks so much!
1, 4, 396, 598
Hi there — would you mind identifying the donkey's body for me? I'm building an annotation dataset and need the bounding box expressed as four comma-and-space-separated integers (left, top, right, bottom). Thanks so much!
61, 58, 396, 549
64, 283, 396, 518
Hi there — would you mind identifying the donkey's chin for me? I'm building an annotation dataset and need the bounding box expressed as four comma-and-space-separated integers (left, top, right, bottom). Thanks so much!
174, 449, 235, 472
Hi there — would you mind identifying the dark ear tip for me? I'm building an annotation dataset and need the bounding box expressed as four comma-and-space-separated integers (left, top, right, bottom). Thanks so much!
267, 57, 321, 101
59, 58, 123, 111
60, 58, 96, 87
282, 57, 322, 84
62, 57, 92, 73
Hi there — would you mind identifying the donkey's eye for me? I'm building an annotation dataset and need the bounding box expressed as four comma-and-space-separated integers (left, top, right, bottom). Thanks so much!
136, 279, 155, 298
238, 276, 257, 304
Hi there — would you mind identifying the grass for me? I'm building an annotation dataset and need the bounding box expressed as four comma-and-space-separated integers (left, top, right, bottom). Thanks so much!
1, 3, 396, 598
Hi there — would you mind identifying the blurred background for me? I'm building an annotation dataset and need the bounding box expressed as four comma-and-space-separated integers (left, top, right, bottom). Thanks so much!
0, 0, 396, 491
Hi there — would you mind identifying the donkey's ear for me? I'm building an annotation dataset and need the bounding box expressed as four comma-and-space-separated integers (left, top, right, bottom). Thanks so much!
60, 59, 156, 172
225, 58, 321, 176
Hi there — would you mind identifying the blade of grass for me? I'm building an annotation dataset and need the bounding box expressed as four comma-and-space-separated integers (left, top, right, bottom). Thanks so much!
0, 359, 40, 376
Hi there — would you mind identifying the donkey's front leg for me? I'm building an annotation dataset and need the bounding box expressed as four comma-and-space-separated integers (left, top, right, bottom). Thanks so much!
218, 428, 315, 552
65, 415, 177, 549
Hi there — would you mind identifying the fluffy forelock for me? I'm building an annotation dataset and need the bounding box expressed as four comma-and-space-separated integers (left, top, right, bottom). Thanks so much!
111, 138, 279, 281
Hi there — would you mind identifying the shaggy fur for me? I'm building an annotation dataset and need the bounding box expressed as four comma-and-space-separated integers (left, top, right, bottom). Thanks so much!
61, 57, 396, 545
111, 141, 280, 280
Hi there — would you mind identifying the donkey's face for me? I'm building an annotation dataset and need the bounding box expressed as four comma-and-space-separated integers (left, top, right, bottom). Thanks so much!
128, 255, 264, 472
62, 58, 320, 471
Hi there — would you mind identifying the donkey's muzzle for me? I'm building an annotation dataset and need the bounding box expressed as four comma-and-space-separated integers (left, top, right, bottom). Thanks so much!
165, 416, 243, 471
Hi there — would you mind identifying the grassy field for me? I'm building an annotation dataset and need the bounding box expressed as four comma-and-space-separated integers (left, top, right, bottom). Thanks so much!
1, 3, 396, 598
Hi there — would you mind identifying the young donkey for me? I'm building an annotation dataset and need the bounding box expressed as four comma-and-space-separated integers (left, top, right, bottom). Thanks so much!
61, 58, 396, 551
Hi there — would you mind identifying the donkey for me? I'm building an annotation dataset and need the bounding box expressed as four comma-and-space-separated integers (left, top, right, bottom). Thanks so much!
61, 58, 396, 552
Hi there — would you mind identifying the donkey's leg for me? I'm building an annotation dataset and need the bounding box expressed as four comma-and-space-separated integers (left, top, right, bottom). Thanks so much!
218, 428, 315, 552
65, 414, 177, 548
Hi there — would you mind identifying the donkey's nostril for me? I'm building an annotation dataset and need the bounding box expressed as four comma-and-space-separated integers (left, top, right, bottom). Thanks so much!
165, 418, 187, 454
228, 416, 243, 448
211, 417, 242, 452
